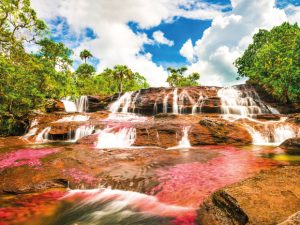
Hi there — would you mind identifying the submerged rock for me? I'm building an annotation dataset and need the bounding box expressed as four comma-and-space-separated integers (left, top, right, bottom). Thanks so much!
198, 166, 300, 225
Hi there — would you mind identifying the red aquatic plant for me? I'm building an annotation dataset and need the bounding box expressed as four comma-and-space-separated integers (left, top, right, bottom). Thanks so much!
0, 148, 58, 170
151, 146, 279, 207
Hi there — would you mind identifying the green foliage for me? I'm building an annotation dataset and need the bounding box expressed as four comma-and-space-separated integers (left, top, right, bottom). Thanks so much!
235, 22, 300, 103
166, 66, 200, 87
0, 0, 150, 136
79, 49, 93, 63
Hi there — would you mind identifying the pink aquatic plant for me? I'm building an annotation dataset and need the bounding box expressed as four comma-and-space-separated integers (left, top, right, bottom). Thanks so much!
63, 168, 96, 185
0, 148, 58, 170
151, 146, 279, 207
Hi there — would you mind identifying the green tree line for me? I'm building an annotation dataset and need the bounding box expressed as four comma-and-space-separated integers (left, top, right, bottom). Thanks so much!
235, 22, 300, 103
0, 0, 149, 135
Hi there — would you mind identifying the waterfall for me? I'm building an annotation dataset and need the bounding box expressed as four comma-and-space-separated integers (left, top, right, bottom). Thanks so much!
192, 95, 204, 114
61, 96, 88, 113
153, 102, 158, 114
75, 96, 88, 113
178, 90, 195, 114
131, 91, 140, 113
163, 94, 169, 113
217, 86, 273, 118
172, 89, 178, 114
168, 126, 191, 149
35, 127, 51, 142
61, 97, 77, 113
72, 125, 95, 141
109, 92, 134, 113
245, 123, 299, 146
96, 126, 136, 148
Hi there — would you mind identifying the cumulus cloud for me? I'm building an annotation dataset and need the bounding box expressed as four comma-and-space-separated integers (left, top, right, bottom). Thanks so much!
180, 39, 194, 62
31, 0, 224, 87
182, 0, 298, 86
152, 30, 174, 46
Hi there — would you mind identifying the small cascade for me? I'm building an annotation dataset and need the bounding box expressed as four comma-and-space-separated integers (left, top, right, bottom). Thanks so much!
72, 125, 95, 141
168, 126, 191, 149
217, 86, 275, 118
75, 96, 88, 113
61, 96, 89, 113
163, 94, 169, 113
153, 102, 158, 114
178, 90, 195, 114
172, 89, 179, 114
35, 127, 51, 142
96, 126, 136, 148
131, 91, 140, 113
23, 119, 39, 140
53, 115, 90, 123
109, 92, 134, 113
192, 95, 204, 114
61, 97, 77, 113
245, 123, 299, 146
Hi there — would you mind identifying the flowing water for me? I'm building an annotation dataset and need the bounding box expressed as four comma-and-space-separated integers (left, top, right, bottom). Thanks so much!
61, 96, 89, 113
2, 85, 300, 225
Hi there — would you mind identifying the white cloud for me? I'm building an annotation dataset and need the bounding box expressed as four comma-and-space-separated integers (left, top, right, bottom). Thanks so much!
180, 39, 194, 62
152, 30, 174, 46
30, 0, 224, 87
284, 4, 300, 24
182, 0, 296, 86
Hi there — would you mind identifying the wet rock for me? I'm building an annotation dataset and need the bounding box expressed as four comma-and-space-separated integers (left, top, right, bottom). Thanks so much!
189, 118, 252, 146
198, 166, 300, 225
279, 211, 300, 225
280, 138, 300, 155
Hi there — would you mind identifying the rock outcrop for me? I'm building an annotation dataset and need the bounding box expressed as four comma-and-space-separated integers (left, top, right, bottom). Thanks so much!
198, 166, 300, 225
280, 138, 300, 155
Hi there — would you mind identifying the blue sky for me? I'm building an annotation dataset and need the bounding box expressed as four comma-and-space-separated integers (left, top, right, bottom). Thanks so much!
32, 0, 300, 86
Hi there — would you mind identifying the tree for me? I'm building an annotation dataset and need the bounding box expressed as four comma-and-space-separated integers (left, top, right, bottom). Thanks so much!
111, 65, 134, 93
0, 0, 46, 52
76, 63, 96, 78
166, 66, 200, 87
79, 49, 93, 63
235, 22, 300, 103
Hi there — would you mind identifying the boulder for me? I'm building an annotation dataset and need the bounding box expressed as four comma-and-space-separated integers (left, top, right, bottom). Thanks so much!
198, 166, 300, 225
280, 138, 300, 155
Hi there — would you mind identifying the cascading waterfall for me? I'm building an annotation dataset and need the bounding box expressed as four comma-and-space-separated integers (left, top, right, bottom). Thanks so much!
163, 94, 169, 113
153, 102, 158, 114
192, 95, 204, 114
178, 90, 195, 114
72, 125, 95, 142
61, 97, 77, 113
131, 91, 140, 113
75, 96, 88, 113
172, 89, 179, 114
217, 86, 297, 146
61, 96, 89, 113
23, 119, 39, 140
35, 127, 51, 142
245, 123, 299, 146
217, 87, 269, 118
109, 92, 134, 113
96, 126, 136, 148
168, 126, 191, 149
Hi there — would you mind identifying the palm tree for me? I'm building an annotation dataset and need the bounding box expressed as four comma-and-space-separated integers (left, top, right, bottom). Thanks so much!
79, 49, 93, 63
112, 65, 133, 93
